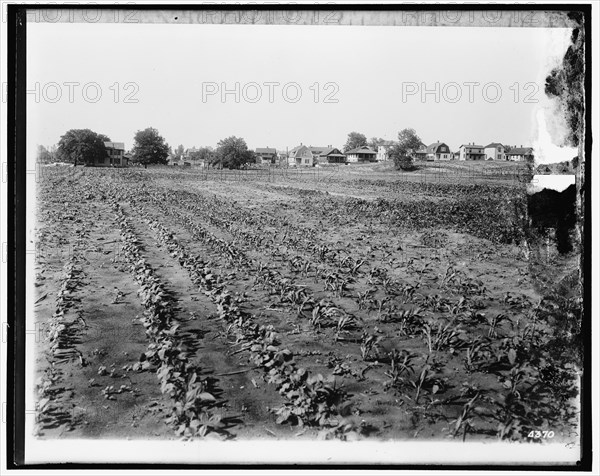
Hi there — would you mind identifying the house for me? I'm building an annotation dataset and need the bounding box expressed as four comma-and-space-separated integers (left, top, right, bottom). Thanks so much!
93, 142, 128, 167
484, 143, 506, 161
277, 151, 288, 166
314, 147, 346, 165
168, 158, 190, 166
345, 146, 377, 163
409, 146, 428, 161
288, 144, 315, 167
426, 142, 452, 161
376, 141, 396, 162
287, 144, 344, 166
506, 146, 534, 162
458, 143, 485, 161
255, 147, 277, 165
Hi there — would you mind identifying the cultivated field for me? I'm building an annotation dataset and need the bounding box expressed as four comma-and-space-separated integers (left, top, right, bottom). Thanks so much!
33, 163, 581, 443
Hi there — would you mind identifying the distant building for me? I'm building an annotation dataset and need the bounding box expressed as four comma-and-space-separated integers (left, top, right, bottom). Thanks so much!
94, 142, 128, 167
314, 147, 346, 165
458, 143, 485, 161
287, 144, 345, 166
484, 143, 506, 161
288, 144, 314, 167
346, 146, 377, 163
409, 145, 428, 161
426, 142, 452, 161
255, 147, 277, 165
376, 141, 396, 162
506, 146, 534, 161
168, 157, 190, 166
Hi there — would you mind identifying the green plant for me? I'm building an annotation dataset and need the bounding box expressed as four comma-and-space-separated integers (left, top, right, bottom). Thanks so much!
355, 288, 375, 310
411, 362, 433, 404
463, 339, 493, 373
335, 313, 359, 340
421, 320, 463, 353
360, 332, 382, 362
449, 393, 480, 441
487, 313, 511, 338
385, 349, 416, 389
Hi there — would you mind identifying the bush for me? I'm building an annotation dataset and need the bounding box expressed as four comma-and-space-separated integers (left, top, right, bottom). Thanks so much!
394, 155, 416, 171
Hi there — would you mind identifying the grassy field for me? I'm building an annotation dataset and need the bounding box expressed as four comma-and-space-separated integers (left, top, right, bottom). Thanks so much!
33, 164, 581, 443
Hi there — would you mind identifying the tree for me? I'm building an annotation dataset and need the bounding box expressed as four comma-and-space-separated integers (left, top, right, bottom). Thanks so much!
131, 127, 170, 168
37, 145, 56, 164
343, 132, 367, 152
544, 14, 585, 345
213, 136, 255, 169
188, 146, 214, 163
56, 129, 111, 166
368, 137, 387, 151
388, 128, 423, 170
173, 144, 185, 160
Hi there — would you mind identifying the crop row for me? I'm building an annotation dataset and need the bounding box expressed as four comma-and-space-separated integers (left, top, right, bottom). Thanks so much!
113, 201, 224, 438
124, 196, 359, 435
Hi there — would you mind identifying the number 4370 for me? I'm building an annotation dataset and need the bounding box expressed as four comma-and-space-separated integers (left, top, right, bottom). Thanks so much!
528, 430, 555, 439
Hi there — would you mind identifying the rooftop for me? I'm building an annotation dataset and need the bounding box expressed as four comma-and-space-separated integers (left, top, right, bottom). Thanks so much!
346, 146, 376, 154
104, 141, 125, 150
256, 147, 277, 154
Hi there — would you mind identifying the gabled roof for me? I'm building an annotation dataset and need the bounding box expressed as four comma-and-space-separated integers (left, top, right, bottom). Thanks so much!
104, 141, 125, 150
288, 145, 310, 158
507, 147, 533, 155
484, 142, 504, 148
426, 142, 448, 154
346, 146, 376, 154
256, 147, 277, 154
308, 146, 328, 154
317, 147, 344, 157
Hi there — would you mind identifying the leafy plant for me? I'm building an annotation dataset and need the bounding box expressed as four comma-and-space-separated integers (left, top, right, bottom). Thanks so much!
385, 349, 416, 390
360, 332, 382, 362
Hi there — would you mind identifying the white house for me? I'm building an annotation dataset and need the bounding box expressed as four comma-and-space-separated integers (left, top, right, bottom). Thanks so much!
426, 142, 452, 161
345, 146, 377, 163
288, 145, 314, 167
484, 143, 506, 160
255, 147, 277, 165
506, 146, 534, 161
376, 141, 395, 162
458, 143, 485, 160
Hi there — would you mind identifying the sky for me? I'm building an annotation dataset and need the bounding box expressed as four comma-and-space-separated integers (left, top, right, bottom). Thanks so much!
27, 22, 573, 155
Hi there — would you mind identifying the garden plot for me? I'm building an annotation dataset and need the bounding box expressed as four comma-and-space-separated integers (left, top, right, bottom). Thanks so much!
33, 166, 581, 443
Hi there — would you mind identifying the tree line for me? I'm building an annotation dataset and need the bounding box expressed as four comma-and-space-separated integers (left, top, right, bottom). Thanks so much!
43, 126, 423, 171
343, 128, 424, 170
45, 127, 258, 169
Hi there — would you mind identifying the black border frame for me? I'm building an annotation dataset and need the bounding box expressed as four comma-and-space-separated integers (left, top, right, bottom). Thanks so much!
6, 2, 593, 471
